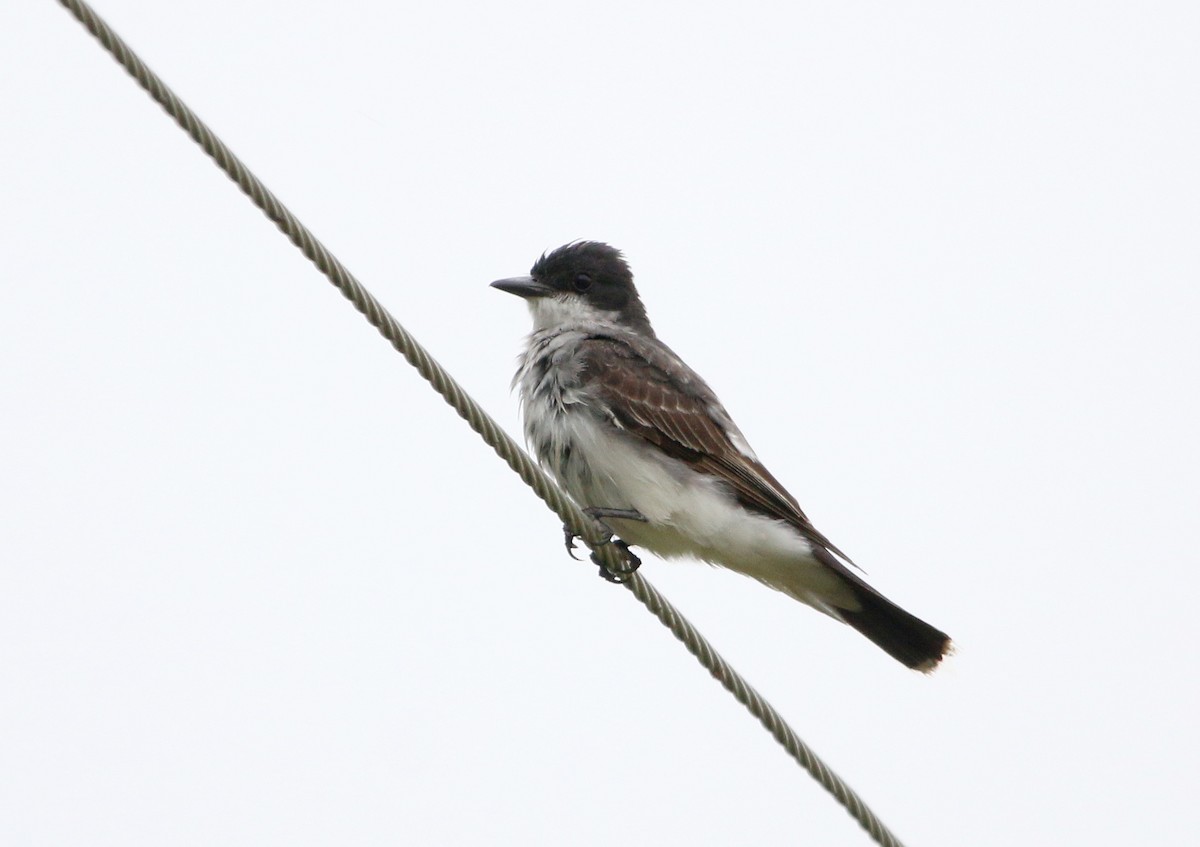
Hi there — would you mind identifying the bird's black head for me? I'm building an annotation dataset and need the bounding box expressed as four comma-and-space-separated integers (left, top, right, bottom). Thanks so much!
491, 241, 653, 335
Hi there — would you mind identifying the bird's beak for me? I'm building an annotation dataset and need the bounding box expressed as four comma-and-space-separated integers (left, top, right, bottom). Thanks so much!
490, 276, 555, 299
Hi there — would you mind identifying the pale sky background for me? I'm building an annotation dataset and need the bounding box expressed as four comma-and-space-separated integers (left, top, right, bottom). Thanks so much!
3, 2, 1198, 845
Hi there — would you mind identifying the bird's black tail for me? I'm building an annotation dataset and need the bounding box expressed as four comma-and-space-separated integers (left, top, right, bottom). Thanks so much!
838, 577, 952, 672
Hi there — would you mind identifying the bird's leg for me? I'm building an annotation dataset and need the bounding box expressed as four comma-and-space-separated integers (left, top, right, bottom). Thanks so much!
562, 506, 647, 564
583, 507, 649, 523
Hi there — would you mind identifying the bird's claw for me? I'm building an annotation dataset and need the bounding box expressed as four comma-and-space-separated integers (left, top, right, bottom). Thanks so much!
561, 530, 641, 582
592, 539, 641, 583
563, 524, 613, 560
563, 506, 646, 562
563, 525, 582, 560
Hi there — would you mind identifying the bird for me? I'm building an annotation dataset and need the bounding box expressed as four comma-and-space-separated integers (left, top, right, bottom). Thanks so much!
491, 241, 951, 671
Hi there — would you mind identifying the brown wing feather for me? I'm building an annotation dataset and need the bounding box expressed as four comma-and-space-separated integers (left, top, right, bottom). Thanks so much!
580, 338, 853, 564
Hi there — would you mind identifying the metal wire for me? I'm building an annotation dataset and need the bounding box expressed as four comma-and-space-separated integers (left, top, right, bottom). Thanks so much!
53, 2, 906, 844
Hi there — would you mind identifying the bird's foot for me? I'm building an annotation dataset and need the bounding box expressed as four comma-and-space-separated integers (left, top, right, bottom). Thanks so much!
592, 539, 642, 583
562, 506, 647, 560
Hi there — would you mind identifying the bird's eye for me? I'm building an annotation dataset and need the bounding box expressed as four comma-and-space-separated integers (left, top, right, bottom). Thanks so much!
573, 273, 593, 292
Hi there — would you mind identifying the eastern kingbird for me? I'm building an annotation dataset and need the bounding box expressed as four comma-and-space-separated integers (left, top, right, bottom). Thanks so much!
492, 241, 951, 671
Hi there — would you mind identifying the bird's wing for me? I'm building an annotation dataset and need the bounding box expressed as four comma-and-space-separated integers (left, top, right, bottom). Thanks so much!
579, 336, 853, 564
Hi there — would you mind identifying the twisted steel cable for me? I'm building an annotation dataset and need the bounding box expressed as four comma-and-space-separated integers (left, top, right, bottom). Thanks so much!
53, 2, 906, 844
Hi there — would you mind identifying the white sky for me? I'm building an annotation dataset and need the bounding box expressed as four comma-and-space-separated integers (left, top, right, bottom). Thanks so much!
3, 2, 1198, 845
